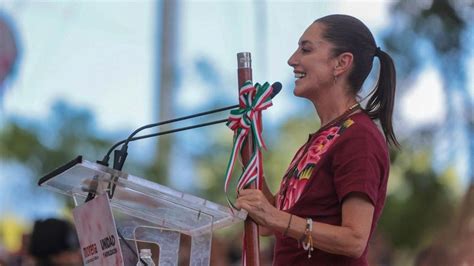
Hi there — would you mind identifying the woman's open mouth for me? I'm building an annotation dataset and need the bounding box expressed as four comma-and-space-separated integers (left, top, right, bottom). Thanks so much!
294, 72, 306, 79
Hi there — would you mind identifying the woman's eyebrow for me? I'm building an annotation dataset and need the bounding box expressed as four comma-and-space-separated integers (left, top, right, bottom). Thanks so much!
299, 40, 312, 46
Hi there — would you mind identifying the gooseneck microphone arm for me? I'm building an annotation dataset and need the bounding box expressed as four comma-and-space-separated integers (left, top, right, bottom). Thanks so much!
101, 82, 282, 170
100, 118, 227, 166
98, 104, 238, 167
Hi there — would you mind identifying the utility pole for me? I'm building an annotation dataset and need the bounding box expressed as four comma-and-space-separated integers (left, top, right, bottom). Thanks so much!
155, 0, 178, 183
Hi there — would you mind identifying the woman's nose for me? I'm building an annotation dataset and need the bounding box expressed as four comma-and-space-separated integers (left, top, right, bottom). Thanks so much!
287, 50, 298, 67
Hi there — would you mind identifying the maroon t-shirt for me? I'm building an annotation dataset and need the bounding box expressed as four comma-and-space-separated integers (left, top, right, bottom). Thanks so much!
274, 112, 389, 266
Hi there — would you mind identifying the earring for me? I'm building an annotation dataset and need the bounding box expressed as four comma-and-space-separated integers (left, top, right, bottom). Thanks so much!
333, 75, 338, 85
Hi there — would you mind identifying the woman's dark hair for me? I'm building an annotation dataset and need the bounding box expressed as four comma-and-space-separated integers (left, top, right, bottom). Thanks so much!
315, 14, 399, 148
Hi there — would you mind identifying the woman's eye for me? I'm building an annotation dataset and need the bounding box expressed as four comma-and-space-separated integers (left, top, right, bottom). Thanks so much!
301, 48, 311, 53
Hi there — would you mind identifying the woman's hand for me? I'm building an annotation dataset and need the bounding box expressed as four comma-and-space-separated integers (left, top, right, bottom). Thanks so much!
235, 188, 279, 227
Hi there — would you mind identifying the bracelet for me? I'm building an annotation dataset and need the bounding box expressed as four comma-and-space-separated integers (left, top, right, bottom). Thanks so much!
283, 214, 293, 236
298, 230, 306, 243
302, 218, 314, 258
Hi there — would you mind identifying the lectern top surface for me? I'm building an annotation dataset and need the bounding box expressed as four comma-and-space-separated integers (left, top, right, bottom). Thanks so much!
39, 156, 246, 235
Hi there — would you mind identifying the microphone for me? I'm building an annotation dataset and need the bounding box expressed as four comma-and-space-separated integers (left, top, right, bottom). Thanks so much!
270, 81, 282, 99
100, 81, 283, 170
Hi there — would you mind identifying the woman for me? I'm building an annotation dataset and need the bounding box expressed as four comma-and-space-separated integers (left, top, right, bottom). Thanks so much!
236, 14, 398, 265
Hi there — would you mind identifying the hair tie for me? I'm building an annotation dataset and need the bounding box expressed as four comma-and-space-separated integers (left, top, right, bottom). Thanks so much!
375, 46, 382, 57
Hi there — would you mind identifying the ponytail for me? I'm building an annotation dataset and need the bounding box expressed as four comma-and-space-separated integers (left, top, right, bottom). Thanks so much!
365, 49, 399, 148
315, 15, 399, 148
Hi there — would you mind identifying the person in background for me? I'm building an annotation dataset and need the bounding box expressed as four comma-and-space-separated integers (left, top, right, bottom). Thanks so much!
236, 14, 398, 265
28, 218, 82, 266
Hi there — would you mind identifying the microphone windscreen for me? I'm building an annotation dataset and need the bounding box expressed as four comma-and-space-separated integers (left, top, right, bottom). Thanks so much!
270, 82, 282, 99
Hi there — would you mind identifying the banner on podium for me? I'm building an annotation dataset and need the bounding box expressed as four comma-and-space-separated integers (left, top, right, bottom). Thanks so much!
73, 194, 124, 266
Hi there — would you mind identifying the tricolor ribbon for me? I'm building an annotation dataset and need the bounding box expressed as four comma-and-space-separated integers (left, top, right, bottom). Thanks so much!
224, 80, 274, 209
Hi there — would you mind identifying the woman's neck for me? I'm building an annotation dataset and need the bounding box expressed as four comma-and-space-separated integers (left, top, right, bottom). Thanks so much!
312, 90, 358, 129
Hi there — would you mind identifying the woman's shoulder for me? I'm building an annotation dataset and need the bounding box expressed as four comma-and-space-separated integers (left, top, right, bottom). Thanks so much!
347, 112, 385, 137
333, 111, 388, 152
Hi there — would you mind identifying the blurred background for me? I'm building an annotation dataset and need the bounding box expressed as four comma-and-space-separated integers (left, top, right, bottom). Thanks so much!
0, 0, 473, 265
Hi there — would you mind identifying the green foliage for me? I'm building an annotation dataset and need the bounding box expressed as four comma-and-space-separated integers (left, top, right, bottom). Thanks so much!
382, 0, 473, 80
379, 2, 473, 260
379, 147, 458, 250
393, 0, 468, 54
0, 101, 113, 177
0, 123, 44, 163
192, 126, 235, 203
382, 0, 473, 184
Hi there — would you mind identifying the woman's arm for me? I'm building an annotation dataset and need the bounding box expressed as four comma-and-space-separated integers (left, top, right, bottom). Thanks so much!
236, 190, 374, 258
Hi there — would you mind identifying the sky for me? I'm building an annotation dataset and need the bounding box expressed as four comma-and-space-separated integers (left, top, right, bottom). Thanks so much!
1, 1, 155, 131
2, 0, 443, 131
1, 0, 471, 221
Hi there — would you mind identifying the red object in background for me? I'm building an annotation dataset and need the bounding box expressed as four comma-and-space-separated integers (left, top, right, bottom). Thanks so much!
0, 15, 18, 90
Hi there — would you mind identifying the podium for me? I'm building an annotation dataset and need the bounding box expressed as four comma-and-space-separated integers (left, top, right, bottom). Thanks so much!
38, 156, 247, 265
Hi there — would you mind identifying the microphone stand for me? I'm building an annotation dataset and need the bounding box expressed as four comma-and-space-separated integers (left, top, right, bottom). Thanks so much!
99, 81, 281, 171
98, 104, 238, 169
93, 118, 227, 201
102, 118, 228, 167
89, 105, 236, 202
89, 81, 281, 201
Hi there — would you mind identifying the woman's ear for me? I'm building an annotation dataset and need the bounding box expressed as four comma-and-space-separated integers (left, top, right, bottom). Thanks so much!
333, 52, 354, 77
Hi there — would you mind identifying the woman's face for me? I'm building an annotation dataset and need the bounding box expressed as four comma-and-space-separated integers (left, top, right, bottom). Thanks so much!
287, 22, 337, 99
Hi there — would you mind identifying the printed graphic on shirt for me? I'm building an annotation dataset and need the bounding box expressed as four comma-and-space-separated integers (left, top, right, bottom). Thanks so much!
278, 118, 355, 210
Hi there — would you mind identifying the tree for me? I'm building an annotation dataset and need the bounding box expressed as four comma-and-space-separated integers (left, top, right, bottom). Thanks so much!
382, 0, 473, 182
0, 101, 113, 176
381, 0, 474, 264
